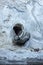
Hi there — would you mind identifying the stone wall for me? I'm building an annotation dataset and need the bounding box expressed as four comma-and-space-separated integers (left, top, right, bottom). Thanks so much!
0, 0, 43, 64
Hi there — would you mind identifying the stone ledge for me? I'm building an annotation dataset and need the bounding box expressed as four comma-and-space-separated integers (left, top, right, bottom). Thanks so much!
0, 49, 43, 65
0, 58, 43, 65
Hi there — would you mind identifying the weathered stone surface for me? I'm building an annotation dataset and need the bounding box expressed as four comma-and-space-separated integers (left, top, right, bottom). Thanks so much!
0, 0, 43, 64
0, 49, 43, 64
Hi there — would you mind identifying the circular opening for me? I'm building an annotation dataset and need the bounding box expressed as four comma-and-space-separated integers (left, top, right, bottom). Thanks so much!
13, 23, 23, 36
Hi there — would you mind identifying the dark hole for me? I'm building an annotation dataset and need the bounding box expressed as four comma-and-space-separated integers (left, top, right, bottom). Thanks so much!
13, 24, 22, 35
13, 23, 30, 46
13, 26, 22, 35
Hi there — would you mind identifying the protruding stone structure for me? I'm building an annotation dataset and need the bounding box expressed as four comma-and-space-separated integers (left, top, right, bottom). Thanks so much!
13, 23, 30, 46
